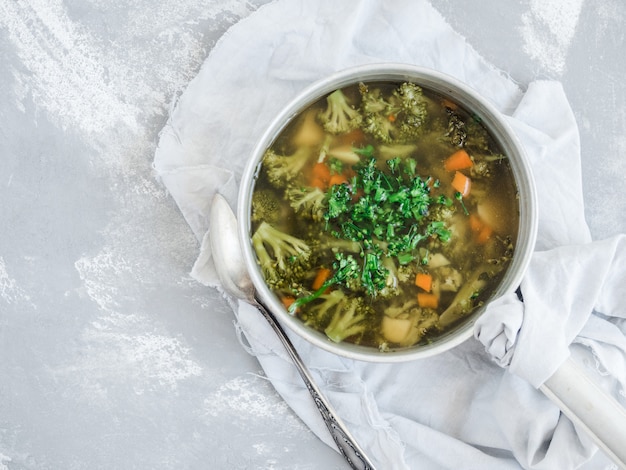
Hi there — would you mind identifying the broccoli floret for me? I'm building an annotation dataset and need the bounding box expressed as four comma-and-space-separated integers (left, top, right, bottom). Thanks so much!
445, 109, 467, 148
444, 108, 501, 155
285, 185, 326, 221
361, 112, 398, 143
317, 89, 362, 135
358, 82, 398, 143
443, 110, 491, 151
300, 289, 374, 344
434, 265, 463, 292
251, 221, 313, 289
398, 118, 425, 140
421, 198, 458, 257
427, 214, 466, 262
429, 195, 457, 222
323, 294, 373, 343
263, 147, 314, 189
393, 82, 428, 139
395, 82, 423, 108
464, 118, 491, 151
397, 264, 415, 284
379, 256, 403, 298
251, 189, 283, 225
302, 289, 345, 328
358, 82, 389, 115
469, 153, 506, 180
358, 82, 429, 144
469, 160, 491, 179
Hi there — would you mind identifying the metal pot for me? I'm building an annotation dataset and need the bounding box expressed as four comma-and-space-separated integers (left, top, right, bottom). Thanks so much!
237, 63, 538, 362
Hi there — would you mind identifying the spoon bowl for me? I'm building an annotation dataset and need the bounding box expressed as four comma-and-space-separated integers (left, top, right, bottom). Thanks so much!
209, 193, 254, 301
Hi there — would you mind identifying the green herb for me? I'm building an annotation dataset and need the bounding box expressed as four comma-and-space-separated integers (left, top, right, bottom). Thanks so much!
319, 150, 451, 297
454, 191, 469, 215
289, 252, 361, 313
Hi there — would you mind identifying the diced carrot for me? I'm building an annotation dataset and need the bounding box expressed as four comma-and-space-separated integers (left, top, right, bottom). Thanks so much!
312, 267, 332, 291
328, 173, 348, 187
469, 213, 482, 232
417, 293, 439, 309
451, 171, 471, 197
311, 162, 331, 182
281, 296, 296, 310
444, 149, 473, 172
388, 113, 397, 122
441, 98, 458, 110
476, 224, 493, 244
310, 177, 327, 190
468, 214, 493, 244
414, 273, 433, 292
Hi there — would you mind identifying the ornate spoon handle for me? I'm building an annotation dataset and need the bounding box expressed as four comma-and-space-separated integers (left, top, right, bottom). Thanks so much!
254, 298, 376, 470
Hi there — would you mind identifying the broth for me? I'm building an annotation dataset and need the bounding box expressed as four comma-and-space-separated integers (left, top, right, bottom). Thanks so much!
249, 80, 519, 350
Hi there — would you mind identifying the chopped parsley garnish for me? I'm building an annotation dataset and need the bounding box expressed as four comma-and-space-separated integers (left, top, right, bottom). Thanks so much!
322, 152, 451, 295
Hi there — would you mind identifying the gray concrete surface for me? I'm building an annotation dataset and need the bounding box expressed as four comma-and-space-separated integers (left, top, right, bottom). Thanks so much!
1, 1, 624, 468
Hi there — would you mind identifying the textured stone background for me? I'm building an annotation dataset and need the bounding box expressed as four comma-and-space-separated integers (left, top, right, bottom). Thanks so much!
1, 1, 624, 468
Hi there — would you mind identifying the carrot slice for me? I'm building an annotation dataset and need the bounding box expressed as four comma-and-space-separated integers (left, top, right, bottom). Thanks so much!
417, 293, 439, 309
444, 149, 473, 172
312, 268, 332, 291
415, 273, 433, 292
451, 171, 471, 197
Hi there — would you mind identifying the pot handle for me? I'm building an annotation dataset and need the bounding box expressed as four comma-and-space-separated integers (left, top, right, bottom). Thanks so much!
539, 357, 626, 468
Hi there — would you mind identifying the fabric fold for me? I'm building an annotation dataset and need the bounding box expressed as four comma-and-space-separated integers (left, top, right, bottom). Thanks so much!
514, 235, 626, 387
477, 235, 626, 389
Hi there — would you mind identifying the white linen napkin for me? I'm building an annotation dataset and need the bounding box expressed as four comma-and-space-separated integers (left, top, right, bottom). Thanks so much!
153, 0, 626, 468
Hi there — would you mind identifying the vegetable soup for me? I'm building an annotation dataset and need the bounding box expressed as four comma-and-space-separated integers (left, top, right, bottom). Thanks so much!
249, 80, 519, 350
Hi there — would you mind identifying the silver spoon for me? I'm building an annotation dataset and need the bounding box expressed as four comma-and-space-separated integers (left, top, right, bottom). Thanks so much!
209, 193, 376, 470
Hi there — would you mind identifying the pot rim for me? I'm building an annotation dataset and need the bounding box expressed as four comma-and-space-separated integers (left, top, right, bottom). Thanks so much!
238, 63, 538, 362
